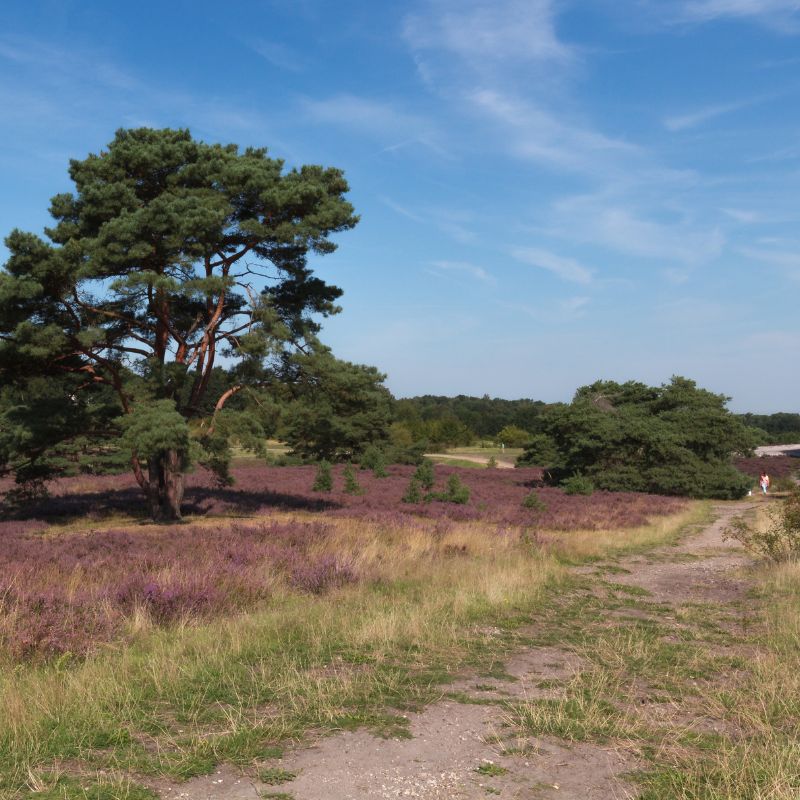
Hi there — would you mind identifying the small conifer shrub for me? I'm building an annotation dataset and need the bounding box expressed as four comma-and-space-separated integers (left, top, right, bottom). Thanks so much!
522, 489, 546, 511
312, 460, 333, 492
402, 477, 422, 504
359, 444, 381, 471
343, 464, 364, 495
414, 459, 435, 490
562, 474, 594, 496
372, 451, 389, 478
445, 474, 471, 504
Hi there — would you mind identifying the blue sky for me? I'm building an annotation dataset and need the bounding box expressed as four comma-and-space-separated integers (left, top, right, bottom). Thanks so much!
1, 0, 799, 412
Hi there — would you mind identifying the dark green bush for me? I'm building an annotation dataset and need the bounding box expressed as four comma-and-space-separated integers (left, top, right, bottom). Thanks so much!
561, 474, 594, 496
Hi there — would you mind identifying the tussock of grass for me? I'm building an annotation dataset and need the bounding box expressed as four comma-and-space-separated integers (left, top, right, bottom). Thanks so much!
0, 504, 705, 799
541, 503, 713, 561
506, 501, 800, 800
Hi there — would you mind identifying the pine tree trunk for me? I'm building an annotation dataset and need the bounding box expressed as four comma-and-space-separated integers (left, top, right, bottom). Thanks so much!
146, 450, 185, 521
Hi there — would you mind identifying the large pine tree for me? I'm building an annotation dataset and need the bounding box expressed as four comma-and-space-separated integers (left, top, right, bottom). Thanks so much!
0, 128, 366, 519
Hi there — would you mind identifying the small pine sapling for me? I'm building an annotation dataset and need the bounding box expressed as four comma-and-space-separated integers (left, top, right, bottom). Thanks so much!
359, 444, 381, 471
423, 473, 470, 504
522, 489, 546, 511
402, 477, 422, 504
372, 451, 389, 478
312, 460, 333, 492
343, 464, 364, 495
562, 474, 594, 496
445, 473, 470, 504
414, 459, 435, 490
486, 455, 498, 469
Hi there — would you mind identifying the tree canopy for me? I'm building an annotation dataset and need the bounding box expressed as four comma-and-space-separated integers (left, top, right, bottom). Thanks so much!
517, 377, 757, 499
0, 127, 386, 518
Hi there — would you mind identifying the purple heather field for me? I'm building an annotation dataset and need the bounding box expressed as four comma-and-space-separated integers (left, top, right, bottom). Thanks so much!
0, 464, 686, 661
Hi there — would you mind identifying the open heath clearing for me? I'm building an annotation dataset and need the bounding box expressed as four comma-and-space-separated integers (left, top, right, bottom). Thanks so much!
1, 465, 797, 799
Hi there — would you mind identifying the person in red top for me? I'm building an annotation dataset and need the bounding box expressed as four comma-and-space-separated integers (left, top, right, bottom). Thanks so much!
759, 472, 770, 495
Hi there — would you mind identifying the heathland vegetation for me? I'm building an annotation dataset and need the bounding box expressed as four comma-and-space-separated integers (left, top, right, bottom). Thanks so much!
2, 128, 800, 799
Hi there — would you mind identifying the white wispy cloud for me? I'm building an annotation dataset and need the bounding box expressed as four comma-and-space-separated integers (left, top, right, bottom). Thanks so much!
433, 208, 478, 244
0, 36, 138, 91
738, 245, 800, 279
549, 194, 725, 265
511, 247, 593, 284
0, 34, 278, 146
431, 259, 494, 282
403, 0, 571, 68
299, 94, 444, 154
250, 39, 305, 72
722, 207, 761, 223
678, 0, 800, 29
746, 144, 800, 163
664, 100, 749, 131
469, 88, 639, 176
379, 196, 425, 223
662, 267, 692, 284
561, 295, 590, 314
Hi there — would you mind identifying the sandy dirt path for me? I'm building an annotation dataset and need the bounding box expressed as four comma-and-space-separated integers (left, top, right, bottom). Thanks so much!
161, 502, 755, 800
754, 444, 800, 456
424, 453, 516, 469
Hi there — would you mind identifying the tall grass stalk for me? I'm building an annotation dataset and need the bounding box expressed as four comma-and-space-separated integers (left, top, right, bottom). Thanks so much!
0, 507, 700, 798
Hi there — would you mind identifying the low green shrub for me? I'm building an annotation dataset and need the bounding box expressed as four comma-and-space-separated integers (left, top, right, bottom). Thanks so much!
522, 489, 546, 511
312, 460, 333, 492
413, 459, 435, 490
725, 489, 800, 561
562, 474, 595, 496
425, 474, 471, 505
342, 464, 364, 495
401, 477, 422, 504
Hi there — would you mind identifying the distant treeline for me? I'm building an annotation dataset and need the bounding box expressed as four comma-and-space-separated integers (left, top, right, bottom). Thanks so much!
736, 413, 800, 445
392, 394, 800, 449
392, 395, 552, 448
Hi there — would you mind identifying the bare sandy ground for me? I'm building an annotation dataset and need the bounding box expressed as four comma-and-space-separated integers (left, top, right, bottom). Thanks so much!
754, 443, 800, 457
424, 453, 516, 469
161, 502, 754, 800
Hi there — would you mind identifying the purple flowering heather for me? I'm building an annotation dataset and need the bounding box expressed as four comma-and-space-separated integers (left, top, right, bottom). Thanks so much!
0, 465, 685, 661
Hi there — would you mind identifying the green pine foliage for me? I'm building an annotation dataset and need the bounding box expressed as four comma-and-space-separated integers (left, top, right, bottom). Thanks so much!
370, 450, 388, 478
445, 474, 471, 504
342, 464, 364, 495
394, 395, 548, 441
359, 445, 382, 471
561, 474, 595, 496
424, 473, 471, 505
522, 489, 546, 511
279, 352, 393, 462
517, 377, 756, 500
401, 477, 422, 504
0, 127, 389, 519
486, 455, 498, 469
413, 459, 436, 490
312, 460, 333, 492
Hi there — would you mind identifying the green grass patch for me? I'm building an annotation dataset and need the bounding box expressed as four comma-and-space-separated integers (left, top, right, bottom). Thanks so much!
475, 762, 509, 777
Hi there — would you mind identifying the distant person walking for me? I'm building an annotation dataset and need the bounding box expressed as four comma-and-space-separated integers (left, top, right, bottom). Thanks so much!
759, 471, 770, 495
